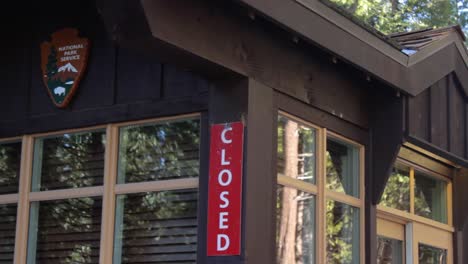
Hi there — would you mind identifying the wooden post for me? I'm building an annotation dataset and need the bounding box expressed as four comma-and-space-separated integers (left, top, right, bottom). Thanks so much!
243, 79, 276, 264
199, 77, 276, 263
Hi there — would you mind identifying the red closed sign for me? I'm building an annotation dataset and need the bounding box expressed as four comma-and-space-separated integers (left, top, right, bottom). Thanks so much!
207, 122, 244, 256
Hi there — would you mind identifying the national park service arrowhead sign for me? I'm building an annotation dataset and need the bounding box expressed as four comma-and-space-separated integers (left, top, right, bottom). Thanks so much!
41, 28, 89, 108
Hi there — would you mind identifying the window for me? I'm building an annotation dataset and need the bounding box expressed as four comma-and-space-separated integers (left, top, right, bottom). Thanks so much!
377, 147, 454, 264
379, 163, 410, 212
379, 160, 450, 224
276, 113, 364, 264
377, 236, 404, 264
0, 140, 22, 263
376, 218, 405, 264
1, 114, 200, 263
27, 130, 106, 263
326, 137, 362, 264
113, 118, 200, 263
414, 171, 447, 223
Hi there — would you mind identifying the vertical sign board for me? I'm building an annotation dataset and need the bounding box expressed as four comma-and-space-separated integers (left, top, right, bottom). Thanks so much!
207, 122, 244, 256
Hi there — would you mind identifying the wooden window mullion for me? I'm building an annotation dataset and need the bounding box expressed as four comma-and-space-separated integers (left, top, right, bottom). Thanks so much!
410, 167, 415, 215
14, 136, 34, 264
99, 125, 119, 264
317, 128, 327, 264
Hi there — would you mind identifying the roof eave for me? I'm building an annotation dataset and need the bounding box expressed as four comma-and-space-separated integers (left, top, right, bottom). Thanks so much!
235, 0, 468, 96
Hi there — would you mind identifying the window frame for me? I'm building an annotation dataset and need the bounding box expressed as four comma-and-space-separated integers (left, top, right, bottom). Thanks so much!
106, 114, 200, 263
6, 113, 201, 264
0, 136, 23, 202
0, 137, 23, 264
378, 157, 454, 232
377, 147, 455, 264
276, 111, 365, 264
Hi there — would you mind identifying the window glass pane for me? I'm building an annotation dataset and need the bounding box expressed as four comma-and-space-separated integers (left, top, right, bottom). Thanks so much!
377, 236, 403, 264
27, 197, 102, 264
278, 116, 316, 184
326, 200, 360, 264
379, 163, 410, 212
31, 131, 106, 191
326, 137, 360, 197
0, 204, 17, 263
277, 185, 316, 264
0, 141, 22, 194
118, 119, 200, 184
113, 189, 198, 264
418, 244, 447, 264
414, 171, 447, 223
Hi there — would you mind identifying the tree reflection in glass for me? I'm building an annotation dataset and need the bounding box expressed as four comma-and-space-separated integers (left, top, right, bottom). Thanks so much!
113, 190, 198, 264
326, 200, 360, 264
277, 116, 316, 184
118, 119, 200, 183
414, 172, 447, 223
0, 141, 21, 194
276, 186, 316, 264
0, 204, 17, 263
27, 197, 102, 264
377, 236, 403, 264
326, 138, 360, 198
379, 164, 410, 212
419, 244, 447, 264
31, 131, 106, 191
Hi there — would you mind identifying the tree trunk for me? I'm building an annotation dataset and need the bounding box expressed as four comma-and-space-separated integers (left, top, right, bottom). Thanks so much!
349, 0, 359, 14
277, 120, 299, 264
391, 0, 398, 13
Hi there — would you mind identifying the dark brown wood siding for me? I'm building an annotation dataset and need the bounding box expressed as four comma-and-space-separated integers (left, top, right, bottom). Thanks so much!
449, 75, 466, 158
430, 79, 448, 150
406, 73, 467, 161
408, 88, 430, 141
0, 0, 209, 138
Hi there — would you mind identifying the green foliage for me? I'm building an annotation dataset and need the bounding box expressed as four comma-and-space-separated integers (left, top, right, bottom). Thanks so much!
379, 169, 410, 211
42, 131, 106, 189
328, 0, 468, 44
326, 151, 346, 193
118, 120, 200, 182
326, 200, 356, 264
0, 143, 21, 190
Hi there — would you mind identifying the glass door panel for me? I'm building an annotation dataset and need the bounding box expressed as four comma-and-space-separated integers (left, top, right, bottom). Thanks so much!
413, 223, 452, 264
377, 218, 405, 264
377, 237, 404, 264
418, 244, 447, 264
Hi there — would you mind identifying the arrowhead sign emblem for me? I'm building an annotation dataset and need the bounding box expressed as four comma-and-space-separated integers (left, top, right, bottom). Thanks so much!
41, 28, 89, 108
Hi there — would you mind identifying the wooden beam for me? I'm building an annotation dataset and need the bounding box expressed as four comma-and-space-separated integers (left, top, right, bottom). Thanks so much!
369, 88, 404, 204
140, 0, 371, 128
96, 0, 240, 81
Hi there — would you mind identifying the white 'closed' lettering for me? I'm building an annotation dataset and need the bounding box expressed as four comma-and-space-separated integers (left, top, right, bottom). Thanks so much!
218, 169, 232, 186
221, 149, 230, 165
221, 127, 233, 144
220, 191, 229, 208
219, 212, 229, 229
217, 234, 230, 251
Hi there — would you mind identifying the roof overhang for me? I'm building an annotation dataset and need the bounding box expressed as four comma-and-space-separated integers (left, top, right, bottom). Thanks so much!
235, 0, 468, 96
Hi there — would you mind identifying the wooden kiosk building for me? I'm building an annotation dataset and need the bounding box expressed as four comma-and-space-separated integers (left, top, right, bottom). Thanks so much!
0, 0, 467, 263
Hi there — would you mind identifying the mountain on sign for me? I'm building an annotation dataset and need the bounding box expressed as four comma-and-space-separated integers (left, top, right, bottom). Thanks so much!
58, 63, 77, 73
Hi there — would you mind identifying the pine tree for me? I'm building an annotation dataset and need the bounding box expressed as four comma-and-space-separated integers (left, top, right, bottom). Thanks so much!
329, 0, 467, 44
46, 46, 58, 80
